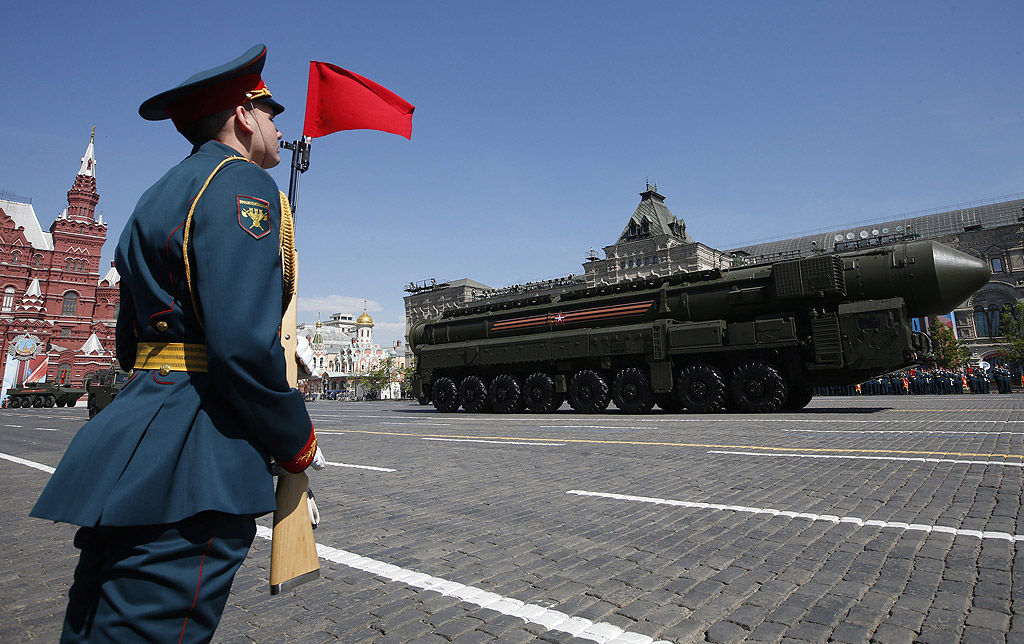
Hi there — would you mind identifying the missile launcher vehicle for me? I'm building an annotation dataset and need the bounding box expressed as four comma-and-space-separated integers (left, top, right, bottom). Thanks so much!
409, 240, 990, 414
6, 382, 86, 408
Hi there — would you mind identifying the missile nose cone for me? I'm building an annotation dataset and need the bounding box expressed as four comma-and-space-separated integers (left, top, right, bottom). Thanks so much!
931, 242, 991, 312
901, 241, 991, 317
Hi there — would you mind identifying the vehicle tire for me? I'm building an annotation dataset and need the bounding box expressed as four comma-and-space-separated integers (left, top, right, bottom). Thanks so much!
675, 363, 728, 413
523, 372, 563, 413
9, 397, 21, 408
612, 368, 655, 414
44, 396, 55, 407
459, 375, 491, 413
55, 400, 65, 407
32, 396, 44, 408
432, 377, 461, 413
730, 360, 788, 413
567, 370, 611, 413
655, 393, 683, 413
489, 374, 524, 413
782, 383, 814, 410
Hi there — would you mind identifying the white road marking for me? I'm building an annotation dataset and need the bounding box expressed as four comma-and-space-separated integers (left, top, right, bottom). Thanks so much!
325, 461, 396, 472
783, 428, 1024, 435
707, 450, 1024, 468
568, 490, 1024, 543
0, 452, 55, 473
5, 424, 23, 428
422, 438, 565, 446
254, 526, 671, 644
542, 418, 1024, 427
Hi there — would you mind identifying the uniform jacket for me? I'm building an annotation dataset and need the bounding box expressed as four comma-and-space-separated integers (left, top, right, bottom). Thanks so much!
33, 140, 315, 527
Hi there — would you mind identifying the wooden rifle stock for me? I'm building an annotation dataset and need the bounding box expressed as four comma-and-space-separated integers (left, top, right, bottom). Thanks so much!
269, 259, 320, 594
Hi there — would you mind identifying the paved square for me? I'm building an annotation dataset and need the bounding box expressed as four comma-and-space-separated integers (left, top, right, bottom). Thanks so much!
2, 394, 1022, 643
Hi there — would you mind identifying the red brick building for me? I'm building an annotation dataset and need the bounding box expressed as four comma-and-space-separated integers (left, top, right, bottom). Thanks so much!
0, 130, 119, 388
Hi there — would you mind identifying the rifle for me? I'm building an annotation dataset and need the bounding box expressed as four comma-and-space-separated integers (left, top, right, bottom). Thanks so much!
269, 137, 319, 594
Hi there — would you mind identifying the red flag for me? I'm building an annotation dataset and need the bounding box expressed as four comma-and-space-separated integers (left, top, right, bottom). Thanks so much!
303, 62, 414, 139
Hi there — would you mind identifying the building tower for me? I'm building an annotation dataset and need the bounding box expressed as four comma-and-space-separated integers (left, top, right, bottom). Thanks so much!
356, 304, 374, 347
47, 128, 109, 349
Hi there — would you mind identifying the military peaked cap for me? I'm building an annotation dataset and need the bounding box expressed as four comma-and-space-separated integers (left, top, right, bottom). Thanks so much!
139, 44, 285, 131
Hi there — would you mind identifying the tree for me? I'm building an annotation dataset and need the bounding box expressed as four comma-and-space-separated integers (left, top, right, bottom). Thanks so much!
399, 357, 417, 398
356, 357, 397, 399
1000, 301, 1024, 368
928, 317, 971, 369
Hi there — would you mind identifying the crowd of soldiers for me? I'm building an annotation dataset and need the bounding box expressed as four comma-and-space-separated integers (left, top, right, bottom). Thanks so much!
814, 366, 1020, 396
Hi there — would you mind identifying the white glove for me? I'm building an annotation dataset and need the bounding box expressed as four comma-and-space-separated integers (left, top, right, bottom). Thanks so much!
307, 488, 320, 529
296, 335, 314, 375
310, 446, 326, 471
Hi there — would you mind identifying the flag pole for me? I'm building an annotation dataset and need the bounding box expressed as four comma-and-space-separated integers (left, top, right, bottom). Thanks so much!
281, 136, 312, 214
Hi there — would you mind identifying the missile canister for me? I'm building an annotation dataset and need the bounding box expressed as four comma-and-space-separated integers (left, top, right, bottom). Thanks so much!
410, 240, 989, 415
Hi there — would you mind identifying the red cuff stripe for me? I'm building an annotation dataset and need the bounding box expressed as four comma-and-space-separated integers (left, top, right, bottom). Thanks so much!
278, 424, 317, 474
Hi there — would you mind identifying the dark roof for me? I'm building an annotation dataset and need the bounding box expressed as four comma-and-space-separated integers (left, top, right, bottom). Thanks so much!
728, 195, 1024, 258
617, 188, 693, 244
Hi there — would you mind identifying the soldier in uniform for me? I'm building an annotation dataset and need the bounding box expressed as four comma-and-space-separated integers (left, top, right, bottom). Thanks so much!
31, 44, 324, 643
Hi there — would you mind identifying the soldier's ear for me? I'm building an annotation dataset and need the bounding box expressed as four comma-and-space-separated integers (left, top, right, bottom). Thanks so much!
234, 104, 256, 137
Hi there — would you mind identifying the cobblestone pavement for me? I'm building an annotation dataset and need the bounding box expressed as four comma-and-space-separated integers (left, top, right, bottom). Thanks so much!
3, 394, 1024, 643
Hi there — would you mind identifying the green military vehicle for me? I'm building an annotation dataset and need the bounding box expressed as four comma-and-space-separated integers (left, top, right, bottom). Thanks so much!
7, 382, 86, 408
410, 240, 991, 414
86, 367, 132, 418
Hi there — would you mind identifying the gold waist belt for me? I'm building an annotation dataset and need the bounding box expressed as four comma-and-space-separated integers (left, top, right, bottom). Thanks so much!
134, 343, 208, 375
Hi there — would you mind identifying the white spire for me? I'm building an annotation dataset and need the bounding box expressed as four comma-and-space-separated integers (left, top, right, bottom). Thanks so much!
80, 333, 105, 355
16, 279, 44, 313
25, 278, 42, 298
78, 127, 97, 177
101, 262, 120, 286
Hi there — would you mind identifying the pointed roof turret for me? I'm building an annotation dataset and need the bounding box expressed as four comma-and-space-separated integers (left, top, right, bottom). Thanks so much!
312, 314, 323, 347
16, 279, 45, 314
66, 128, 99, 223
79, 127, 97, 177
100, 261, 120, 286
80, 333, 105, 355
617, 182, 693, 243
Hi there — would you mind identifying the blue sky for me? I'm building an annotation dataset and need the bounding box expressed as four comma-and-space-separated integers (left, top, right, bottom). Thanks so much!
3, 1, 1024, 348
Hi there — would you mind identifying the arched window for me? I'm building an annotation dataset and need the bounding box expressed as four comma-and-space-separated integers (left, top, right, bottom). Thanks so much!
32, 255, 41, 268
9, 250, 18, 264
113, 302, 120, 319
58, 363, 73, 384
62, 291, 79, 316
974, 304, 1005, 338
2, 286, 13, 312
66, 258, 74, 270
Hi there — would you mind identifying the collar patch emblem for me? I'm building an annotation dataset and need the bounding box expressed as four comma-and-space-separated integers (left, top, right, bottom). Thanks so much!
237, 196, 271, 239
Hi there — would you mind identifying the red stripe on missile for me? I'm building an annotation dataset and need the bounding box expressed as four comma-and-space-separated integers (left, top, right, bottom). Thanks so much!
490, 300, 654, 332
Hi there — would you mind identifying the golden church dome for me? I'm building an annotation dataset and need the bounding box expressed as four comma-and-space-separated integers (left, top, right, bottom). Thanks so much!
356, 308, 374, 326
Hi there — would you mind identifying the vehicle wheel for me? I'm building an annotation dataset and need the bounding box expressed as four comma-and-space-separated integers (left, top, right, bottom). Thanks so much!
675, 363, 728, 413
55, 400, 65, 407
44, 396, 55, 407
489, 374, 524, 413
9, 397, 21, 408
523, 372, 563, 413
567, 370, 610, 413
32, 396, 44, 408
782, 383, 814, 410
655, 394, 683, 413
730, 360, 788, 413
459, 375, 491, 413
432, 377, 461, 413
612, 368, 655, 414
